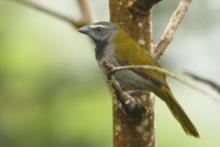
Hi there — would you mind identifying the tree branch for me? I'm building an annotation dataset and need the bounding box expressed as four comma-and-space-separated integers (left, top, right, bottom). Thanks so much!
77, 0, 92, 27
106, 64, 220, 106
185, 72, 220, 93
154, 0, 192, 59
8, 0, 92, 28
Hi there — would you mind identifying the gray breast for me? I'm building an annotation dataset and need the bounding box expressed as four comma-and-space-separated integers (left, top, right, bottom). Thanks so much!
97, 45, 155, 91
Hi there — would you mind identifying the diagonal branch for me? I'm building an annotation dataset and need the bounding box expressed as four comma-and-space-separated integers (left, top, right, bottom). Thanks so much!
8, 0, 92, 28
185, 72, 220, 93
108, 64, 220, 106
154, 0, 192, 59
77, 0, 92, 26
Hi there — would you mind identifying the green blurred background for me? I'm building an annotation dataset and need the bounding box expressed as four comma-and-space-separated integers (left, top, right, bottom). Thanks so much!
0, 0, 220, 147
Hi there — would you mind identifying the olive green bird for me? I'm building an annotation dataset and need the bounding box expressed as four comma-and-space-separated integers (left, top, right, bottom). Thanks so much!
79, 22, 199, 137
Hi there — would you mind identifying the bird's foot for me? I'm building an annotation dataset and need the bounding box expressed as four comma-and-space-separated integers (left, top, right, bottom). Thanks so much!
101, 59, 145, 114
120, 91, 145, 115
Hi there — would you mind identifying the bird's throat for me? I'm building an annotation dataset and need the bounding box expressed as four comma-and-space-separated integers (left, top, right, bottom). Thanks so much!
95, 40, 109, 60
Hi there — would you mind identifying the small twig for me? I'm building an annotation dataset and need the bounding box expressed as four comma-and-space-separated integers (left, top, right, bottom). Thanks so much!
8, 0, 92, 28
108, 65, 220, 105
185, 72, 220, 93
154, 0, 192, 59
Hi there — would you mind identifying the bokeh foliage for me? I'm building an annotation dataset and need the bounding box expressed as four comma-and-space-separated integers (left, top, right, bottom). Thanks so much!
0, 0, 220, 147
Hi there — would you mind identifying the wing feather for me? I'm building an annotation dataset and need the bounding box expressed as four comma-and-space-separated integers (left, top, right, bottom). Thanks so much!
112, 29, 167, 87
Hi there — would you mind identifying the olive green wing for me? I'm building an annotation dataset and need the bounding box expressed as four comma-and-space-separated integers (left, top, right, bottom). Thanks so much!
113, 30, 167, 86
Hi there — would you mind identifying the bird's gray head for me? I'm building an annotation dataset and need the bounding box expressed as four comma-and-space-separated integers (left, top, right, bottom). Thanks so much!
79, 22, 117, 45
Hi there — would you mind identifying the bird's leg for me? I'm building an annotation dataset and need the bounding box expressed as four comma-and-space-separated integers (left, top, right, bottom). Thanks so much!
101, 59, 145, 114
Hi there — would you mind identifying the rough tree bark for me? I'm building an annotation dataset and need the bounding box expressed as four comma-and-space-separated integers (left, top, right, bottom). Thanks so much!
109, 0, 195, 146
109, 1, 159, 147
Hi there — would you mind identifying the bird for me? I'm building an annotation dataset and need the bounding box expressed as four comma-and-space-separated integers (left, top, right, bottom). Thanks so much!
78, 21, 199, 138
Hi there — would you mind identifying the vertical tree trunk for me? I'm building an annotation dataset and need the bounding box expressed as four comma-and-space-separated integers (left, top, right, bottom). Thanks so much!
109, 1, 156, 147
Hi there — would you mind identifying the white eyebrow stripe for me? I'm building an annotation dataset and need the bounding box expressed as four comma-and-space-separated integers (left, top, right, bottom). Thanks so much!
90, 24, 107, 29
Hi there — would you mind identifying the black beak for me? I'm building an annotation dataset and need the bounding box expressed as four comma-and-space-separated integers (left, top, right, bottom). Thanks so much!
78, 25, 90, 34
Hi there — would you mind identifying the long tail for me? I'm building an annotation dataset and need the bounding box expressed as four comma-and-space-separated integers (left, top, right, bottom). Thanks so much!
156, 87, 200, 138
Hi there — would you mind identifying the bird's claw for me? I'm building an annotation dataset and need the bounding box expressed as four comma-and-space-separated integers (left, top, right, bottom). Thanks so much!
101, 59, 145, 115
121, 92, 145, 114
